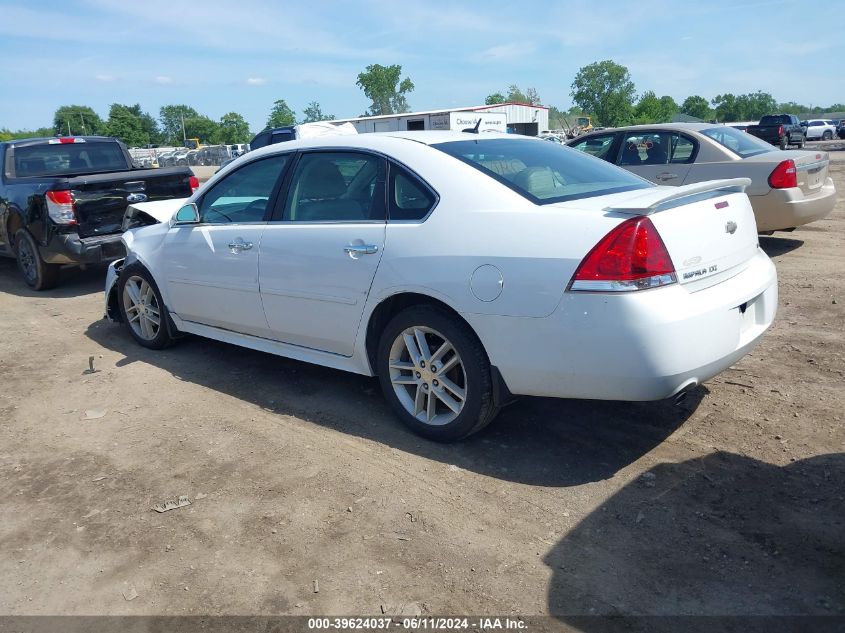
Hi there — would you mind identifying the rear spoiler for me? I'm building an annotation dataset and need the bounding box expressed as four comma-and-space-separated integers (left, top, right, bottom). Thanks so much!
605, 178, 752, 216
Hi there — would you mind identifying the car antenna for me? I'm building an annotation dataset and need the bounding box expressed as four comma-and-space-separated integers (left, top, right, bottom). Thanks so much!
462, 118, 482, 134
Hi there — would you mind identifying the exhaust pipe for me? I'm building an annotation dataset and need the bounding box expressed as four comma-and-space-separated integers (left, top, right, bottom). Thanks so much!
672, 381, 699, 406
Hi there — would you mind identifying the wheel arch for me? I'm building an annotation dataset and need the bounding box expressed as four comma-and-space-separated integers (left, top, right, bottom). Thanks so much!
5, 211, 25, 249
363, 291, 514, 406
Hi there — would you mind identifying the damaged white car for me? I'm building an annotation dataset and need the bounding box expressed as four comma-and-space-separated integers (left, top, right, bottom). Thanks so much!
105, 132, 777, 441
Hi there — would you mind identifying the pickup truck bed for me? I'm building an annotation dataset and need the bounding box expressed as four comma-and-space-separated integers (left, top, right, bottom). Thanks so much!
0, 136, 196, 289
746, 114, 805, 149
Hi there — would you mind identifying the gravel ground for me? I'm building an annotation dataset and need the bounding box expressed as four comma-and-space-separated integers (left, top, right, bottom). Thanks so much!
1, 144, 843, 624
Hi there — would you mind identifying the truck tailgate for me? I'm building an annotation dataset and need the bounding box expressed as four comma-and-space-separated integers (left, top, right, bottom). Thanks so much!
66, 168, 193, 238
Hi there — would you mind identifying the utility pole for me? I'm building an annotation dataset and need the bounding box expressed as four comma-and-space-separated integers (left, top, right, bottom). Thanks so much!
79, 114, 86, 135
181, 108, 186, 144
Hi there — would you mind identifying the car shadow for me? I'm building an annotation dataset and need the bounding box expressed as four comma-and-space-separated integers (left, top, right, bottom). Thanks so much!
758, 235, 804, 258
544, 451, 844, 627
0, 257, 108, 298
85, 319, 704, 488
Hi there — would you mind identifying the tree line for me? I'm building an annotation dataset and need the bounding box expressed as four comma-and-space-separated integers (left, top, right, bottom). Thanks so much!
2, 60, 842, 145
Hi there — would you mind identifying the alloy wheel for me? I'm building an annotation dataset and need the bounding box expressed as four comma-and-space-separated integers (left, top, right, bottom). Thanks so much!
122, 275, 161, 341
16, 237, 36, 284
388, 326, 467, 426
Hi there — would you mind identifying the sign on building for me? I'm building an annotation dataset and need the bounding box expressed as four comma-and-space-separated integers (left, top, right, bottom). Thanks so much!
449, 112, 507, 133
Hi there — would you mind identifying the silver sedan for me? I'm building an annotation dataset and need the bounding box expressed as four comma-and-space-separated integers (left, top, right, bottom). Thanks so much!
567, 123, 836, 232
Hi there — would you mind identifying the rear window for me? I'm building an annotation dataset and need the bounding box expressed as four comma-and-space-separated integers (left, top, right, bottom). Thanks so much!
11, 142, 128, 177
432, 138, 650, 204
701, 127, 773, 158
759, 115, 789, 125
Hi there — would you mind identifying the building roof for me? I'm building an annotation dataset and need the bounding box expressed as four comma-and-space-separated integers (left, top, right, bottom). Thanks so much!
333, 102, 549, 124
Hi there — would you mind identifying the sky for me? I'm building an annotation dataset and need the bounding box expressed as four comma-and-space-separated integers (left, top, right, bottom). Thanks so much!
0, 0, 842, 133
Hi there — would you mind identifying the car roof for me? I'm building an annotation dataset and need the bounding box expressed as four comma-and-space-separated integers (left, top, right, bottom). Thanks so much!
576, 123, 723, 135
4, 136, 118, 148
246, 130, 535, 160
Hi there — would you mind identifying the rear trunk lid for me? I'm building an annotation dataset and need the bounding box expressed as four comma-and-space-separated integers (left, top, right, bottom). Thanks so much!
598, 178, 760, 291
66, 167, 193, 238
744, 150, 830, 196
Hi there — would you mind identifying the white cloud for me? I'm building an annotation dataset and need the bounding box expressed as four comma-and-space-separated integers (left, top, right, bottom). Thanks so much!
95, 74, 117, 82
246, 77, 266, 86
471, 42, 536, 63
154, 75, 173, 84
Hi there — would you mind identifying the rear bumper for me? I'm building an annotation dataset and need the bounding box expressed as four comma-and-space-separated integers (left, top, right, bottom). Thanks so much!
750, 178, 836, 231
468, 249, 777, 401
40, 232, 126, 265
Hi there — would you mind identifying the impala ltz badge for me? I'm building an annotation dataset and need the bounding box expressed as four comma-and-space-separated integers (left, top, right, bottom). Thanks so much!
725, 220, 738, 234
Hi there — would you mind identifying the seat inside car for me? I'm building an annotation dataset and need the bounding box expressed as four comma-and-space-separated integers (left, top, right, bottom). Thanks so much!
644, 139, 668, 165
292, 159, 364, 222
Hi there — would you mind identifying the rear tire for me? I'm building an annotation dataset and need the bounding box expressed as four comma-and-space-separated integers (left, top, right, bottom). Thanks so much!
779, 136, 788, 150
117, 263, 175, 350
14, 229, 60, 290
376, 305, 499, 442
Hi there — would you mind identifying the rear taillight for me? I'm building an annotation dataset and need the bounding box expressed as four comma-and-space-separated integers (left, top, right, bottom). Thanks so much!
569, 216, 676, 292
45, 190, 76, 224
768, 159, 797, 189
189, 175, 200, 193
778, 125, 784, 137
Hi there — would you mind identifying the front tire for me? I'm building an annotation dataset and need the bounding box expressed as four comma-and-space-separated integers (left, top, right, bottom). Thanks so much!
376, 305, 499, 442
14, 229, 60, 290
117, 264, 174, 349
822, 130, 833, 141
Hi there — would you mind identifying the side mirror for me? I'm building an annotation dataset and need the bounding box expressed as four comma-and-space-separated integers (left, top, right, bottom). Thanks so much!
172, 203, 200, 226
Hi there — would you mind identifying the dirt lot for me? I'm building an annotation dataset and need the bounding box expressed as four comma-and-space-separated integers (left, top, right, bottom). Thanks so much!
1, 144, 843, 625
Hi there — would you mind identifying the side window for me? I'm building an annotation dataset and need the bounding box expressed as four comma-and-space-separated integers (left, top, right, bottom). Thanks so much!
389, 166, 436, 221
669, 134, 696, 164
283, 152, 385, 222
197, 155, 289, 223
568, 134, 616, 161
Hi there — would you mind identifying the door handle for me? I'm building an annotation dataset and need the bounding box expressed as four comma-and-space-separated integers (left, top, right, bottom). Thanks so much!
344, 244, 379, 257
657, 172, 679, 181
228, 240, 253, 253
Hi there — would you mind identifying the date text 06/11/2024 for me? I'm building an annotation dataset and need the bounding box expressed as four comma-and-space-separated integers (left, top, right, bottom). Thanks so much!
307, 617, 528, 630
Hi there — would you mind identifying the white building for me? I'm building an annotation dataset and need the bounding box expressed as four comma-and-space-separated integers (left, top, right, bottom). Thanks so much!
334, 102, 550, 137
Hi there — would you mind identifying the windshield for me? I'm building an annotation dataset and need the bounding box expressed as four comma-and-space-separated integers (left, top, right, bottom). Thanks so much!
701, 126, 773, 158
12, 142, 129, 177
432, 138, 651, 204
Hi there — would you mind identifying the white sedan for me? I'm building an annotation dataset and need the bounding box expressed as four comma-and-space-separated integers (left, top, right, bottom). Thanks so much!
105, 132, 777, 441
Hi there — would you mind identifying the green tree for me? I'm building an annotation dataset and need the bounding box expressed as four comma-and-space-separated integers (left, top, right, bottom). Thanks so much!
570, 60, 636, 127
104, 103, 150, 146
485, 92, 506, 105
712, 91, 777, 122
300, 101, 335, 124
737, 91, 778, 121
0, 126, 54, 140
711, 93, 740, 121
633, 91, 678, 124
53, 105, 104, 136
487, 86, 542, 106
183, 115, 219, 144
681, 95, 712, 120
356, 64, 414, 115
266, 99, 296, 128
159, 105, 199, 145
216, 112, 251, 144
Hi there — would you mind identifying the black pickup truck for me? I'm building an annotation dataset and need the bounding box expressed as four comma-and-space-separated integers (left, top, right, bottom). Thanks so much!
746, 114, 805, 149
0, 136, 197, 289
